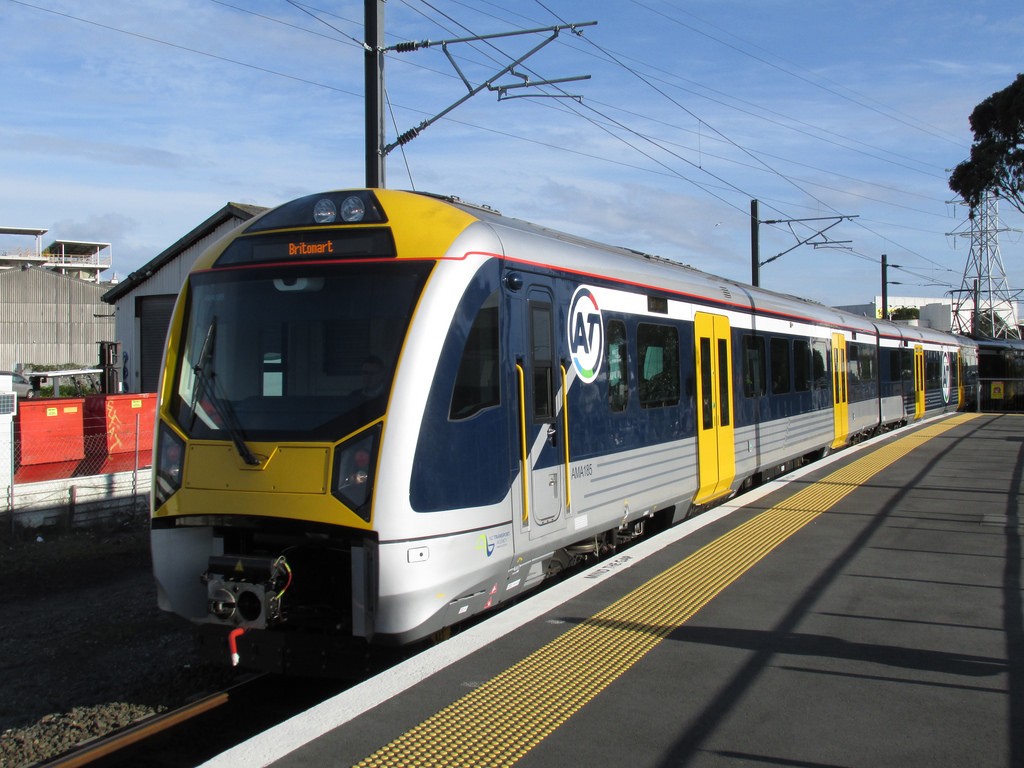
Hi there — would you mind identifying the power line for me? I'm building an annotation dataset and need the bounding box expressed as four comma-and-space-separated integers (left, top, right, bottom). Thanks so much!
631, 0, 966, 149
7, 0, 363, 98
7, 0, 977, 290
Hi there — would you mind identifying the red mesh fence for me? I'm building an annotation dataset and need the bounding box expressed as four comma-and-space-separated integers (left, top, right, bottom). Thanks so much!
13, 394, 155, 484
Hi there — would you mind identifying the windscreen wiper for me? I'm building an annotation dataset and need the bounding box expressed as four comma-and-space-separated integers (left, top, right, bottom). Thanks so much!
189, 318, 217, 431
189, 317, 260, 466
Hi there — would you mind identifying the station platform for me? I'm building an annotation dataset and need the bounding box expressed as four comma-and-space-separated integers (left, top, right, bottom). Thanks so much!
203, 412, 1023, 768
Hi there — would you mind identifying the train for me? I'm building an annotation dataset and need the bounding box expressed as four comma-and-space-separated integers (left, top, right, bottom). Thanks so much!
151, 188, 978, 674
976, 337, 1024, 410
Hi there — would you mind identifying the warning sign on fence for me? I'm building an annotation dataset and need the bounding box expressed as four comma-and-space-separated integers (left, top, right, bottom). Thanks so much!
991, 381, 1005, 400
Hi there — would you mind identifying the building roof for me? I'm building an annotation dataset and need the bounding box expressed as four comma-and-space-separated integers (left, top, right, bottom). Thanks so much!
44, 239, 111, 257
102, 202, 266, 303
0, 226, 48, 237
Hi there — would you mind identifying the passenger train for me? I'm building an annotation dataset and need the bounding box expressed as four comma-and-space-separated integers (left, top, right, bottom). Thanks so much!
151, 189, 977, 673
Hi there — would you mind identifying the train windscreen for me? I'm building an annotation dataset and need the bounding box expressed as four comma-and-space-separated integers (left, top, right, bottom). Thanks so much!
171, 261, 432, 442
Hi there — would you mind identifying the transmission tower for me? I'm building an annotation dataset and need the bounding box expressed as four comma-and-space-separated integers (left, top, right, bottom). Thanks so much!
949, 192, 1021, 339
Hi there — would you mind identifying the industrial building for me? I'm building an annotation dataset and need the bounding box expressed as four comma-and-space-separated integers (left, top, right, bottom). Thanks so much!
0, 228, 115, 371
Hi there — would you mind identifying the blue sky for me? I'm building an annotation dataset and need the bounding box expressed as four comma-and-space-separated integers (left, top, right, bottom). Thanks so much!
1, 0, 1022, 308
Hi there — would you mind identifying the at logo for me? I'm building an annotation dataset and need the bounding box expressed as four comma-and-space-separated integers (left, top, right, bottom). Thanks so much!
941, 352, 951, 404
568, 286, 603, 383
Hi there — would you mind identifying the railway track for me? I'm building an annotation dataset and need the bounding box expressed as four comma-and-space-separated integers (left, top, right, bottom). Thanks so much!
35, 673, 347, 768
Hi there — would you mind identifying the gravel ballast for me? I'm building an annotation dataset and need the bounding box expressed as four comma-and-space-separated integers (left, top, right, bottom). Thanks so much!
0, 524, 240, 768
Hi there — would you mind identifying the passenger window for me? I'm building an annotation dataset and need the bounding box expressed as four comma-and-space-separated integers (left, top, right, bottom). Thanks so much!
859, 343, 877, 382
530, 301, 554, 421
811, 340, 830, 390
889, 350, 901, 382
606, 320, 629, 413
742, 335, 766, 397
926, 352, 941, 388
449, 290, 500, 420
794, 339, 811, 392
638, 323, 679, 408
770, 338, 791, 395
848, 344, 861, 383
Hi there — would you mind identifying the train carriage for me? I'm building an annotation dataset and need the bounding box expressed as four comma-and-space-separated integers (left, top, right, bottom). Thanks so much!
151, 189, 973, 673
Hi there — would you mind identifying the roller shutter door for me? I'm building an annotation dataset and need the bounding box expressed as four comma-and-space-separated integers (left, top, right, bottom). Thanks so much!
138, 295, 177, 393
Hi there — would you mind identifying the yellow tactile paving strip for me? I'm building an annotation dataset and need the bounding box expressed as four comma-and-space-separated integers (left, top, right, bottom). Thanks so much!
354, 414, 976, 768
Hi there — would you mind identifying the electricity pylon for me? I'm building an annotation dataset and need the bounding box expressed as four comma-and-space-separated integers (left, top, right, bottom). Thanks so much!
949, 192, 1020, 339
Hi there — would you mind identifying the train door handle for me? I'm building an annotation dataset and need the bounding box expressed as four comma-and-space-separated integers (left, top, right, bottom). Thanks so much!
546, 426, 557, 447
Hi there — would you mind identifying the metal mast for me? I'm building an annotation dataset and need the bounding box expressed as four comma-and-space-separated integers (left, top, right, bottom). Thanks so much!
362, 0, 594, 190
950, 193, 1020, 339
364, 0, 385, 188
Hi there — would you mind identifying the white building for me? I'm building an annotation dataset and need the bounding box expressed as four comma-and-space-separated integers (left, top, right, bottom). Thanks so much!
0, 226, 111, 283
835, 295, 1022, 336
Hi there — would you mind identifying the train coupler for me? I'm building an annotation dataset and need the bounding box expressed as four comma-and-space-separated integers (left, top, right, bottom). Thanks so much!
202, 554, 292, 629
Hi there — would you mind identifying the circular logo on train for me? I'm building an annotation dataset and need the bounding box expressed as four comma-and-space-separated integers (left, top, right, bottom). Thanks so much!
567, 286, 603, 384
941, 352, 951, 404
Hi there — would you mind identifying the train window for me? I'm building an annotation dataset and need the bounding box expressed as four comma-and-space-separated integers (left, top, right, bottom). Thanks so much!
847, 344, 861, 384
638, 323, 679, 408
699, 337, 713, 429
889, 350, 901, 382
901, 348, 915, 383
260, 325, 285, 396
794, 339, 811, 392
606, 320, 629, 412
449, 290, 500, 420
770, 338, 791, 395
811, 340, 829, 390
173, 262, 431, 442
742, 335, 766, 397
717, 338, 730, 427
857, 343, 877, 382
530, 301, 554, 420
926, 351, 941, 388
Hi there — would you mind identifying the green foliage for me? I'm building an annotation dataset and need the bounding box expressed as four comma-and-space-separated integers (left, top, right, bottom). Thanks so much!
890, 306, 920, 320
949, 73, 1024, 215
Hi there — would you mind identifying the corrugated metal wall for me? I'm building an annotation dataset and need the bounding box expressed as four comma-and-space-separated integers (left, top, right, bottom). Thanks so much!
0, 267, 116, 369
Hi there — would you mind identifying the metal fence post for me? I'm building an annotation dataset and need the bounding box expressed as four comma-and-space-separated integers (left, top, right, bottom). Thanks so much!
133, 413, 140, 513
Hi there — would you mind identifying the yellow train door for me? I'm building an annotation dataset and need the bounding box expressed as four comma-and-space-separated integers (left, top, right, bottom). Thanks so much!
914, 345, 925, 419
831, 333, 849, 449
694, 312, 735, 504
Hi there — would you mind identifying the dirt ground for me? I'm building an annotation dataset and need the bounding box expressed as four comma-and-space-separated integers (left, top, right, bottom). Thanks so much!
0, 522, 238, 767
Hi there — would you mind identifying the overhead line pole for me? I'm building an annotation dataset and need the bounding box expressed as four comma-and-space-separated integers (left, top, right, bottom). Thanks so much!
365, 0, 385, 188
750, 199, 857, 287
751, 199, 761, 287
362, 0, 594, 189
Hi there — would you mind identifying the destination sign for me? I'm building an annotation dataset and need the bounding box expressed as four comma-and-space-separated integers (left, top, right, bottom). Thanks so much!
215, 228, 396, 267
287, 240, 336, 257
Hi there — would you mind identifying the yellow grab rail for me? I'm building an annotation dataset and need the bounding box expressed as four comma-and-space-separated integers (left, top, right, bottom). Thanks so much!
560, 365, 571, 514
516, 363, 530, 527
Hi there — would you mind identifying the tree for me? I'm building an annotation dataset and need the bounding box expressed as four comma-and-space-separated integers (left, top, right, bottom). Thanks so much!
948, 73, 1024, 216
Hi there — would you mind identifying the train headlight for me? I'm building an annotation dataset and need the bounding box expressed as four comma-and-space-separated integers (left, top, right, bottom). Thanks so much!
154, 423, 185, 509
313, 198, 337, 224
332, 424, 381, 522
340, 195, 366, 223
243, 190, 386, 233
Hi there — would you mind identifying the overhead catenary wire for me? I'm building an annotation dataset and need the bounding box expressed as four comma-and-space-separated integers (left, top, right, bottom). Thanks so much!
6, 0, 981, 289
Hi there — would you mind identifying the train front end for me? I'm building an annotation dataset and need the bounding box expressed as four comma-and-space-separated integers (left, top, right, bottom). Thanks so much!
150, 189, 476, 673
